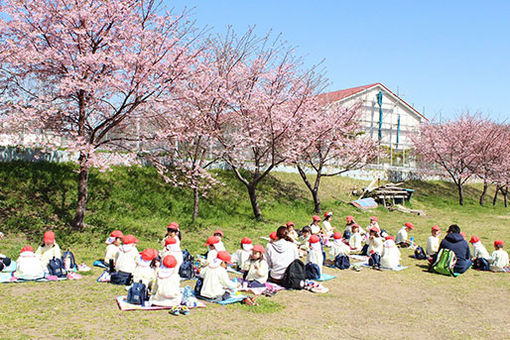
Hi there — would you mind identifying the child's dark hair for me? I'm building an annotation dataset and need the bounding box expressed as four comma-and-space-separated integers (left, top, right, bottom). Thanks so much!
165, 228, 182, 241
301, 226, 312, 234
276, 226, 293, 242
150, 255, 161, 269
447, 224, 461, 234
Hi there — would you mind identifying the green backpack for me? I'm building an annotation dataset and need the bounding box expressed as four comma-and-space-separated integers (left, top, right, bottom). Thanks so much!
433, 249, 457, 277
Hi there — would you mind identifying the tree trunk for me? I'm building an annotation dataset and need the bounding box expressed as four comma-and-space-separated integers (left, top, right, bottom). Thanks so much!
457, 183, 464, 206
479, 181, 488, 206
192, 186, 200, 222
73, 153, 89, 230
247, 184, 262, 220
312, 189, 321, 214
296, 164, 322, 214
493, 185, 500, 206
501, 186, 508, 208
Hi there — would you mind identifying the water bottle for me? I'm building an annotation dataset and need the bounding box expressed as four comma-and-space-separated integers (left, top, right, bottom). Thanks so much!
64, 257, 71, 271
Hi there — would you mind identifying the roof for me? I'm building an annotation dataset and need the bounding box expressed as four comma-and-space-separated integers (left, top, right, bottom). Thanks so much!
317, 83, 427, 121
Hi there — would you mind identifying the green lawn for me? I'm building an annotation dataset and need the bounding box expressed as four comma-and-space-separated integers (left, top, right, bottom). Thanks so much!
0, 161, 509, 339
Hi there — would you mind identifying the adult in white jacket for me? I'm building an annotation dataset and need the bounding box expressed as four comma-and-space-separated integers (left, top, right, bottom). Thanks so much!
265, 227, 299, 282
115, 235, 139, 274
150, 255, 182, 307
14, 246, 45, 280
199, 251, 239, 300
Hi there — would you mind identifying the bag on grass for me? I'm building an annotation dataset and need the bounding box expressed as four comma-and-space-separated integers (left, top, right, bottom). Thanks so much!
110, 271, 133, 285
305, 262, 320, 280
334, 254, 350, 270
414, 246, 427, 260
473, 258, 489, 271
179, 249, 195, 279
62, 250, 77, 271
127, 280, 148, 306
194, 277, 204, 297
281, 259, 306, 289
47, 257, 67, 277
432, 249, 457, 276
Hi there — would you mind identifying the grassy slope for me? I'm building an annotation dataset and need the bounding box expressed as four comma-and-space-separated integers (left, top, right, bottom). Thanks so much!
0, 161, 509, 339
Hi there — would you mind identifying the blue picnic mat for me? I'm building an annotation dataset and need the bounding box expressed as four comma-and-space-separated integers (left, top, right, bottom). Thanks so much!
315, 273, 337, 281
197, 294, 247, 305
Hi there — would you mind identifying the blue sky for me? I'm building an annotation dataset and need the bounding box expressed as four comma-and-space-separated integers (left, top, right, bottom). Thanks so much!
167, 0, 510, 122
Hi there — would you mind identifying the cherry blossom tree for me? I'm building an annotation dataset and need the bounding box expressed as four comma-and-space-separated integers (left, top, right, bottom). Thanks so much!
295, 102, 377, 213
0, 0, 199, 229
412, 114, 486, 205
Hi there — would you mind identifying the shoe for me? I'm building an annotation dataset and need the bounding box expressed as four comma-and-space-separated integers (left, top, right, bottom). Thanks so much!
352, 265, 362, 272
169, 306, 180, 316
78, 264, 91, 272
180, 305, 190, 315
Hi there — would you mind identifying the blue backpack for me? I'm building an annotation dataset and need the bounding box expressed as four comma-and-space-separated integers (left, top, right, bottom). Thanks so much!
127, 280, 148, 306
47, 257, 67, 277
62, 250, 77, 271
179, 249, 195, 279
414, 246, 427, 260
334, 255, 350, 269
305, 262, 321, 280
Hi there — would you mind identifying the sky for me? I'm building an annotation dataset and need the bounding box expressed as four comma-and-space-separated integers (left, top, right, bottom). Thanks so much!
167, 0, 510, 122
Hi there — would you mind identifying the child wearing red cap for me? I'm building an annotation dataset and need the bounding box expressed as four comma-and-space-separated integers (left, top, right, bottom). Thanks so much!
35, 231, 61, 271
322, 212, 335, 237
232, 237, 253, 271
161, 237, 183, 269
199, 251, 240, 300
306, 235, 323, 276
114, 234, 139, 274
469, 235, 490, 266
367, 227, 383, 269
343, 216, 356, 240
161, 222, 181, 248
213, 230, 226, 252
349, 224, 363, 252
329, 232, 351, 259
242, 244, 269, 288
205, 236, 222, 264
310, 215, 321, 235
104, 230, 124, 268
286, 222, 299, 243
365, 216, 379, 235
489, 240, 509, 272
133, 248, 158, 288
150, 255, 182, 308
380, 236, 401, 270
426, 226, 441, 257
395, 222, 415, 247
14, 246, 45, 280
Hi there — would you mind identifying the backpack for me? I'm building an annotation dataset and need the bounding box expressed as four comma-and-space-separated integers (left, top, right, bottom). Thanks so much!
432, 249, 457, 276
473, 258, 489, 271
414, 246, 427, 260
179, 249, 195, 279
62, 250, 77, 271
334, 254, 350, 269
110, 271, 133, 285
194, 277, 204, 297
47, 257, 67, 277
305, 262, 321, 280
127, 280, 148, 306
342, 230, 351, 241
281, 259, 306, 289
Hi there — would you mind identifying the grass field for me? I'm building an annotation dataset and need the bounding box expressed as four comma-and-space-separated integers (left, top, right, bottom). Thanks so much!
0, 161, 509, 339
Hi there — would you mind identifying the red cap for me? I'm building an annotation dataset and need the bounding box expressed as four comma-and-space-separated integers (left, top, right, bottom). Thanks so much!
460, 232, 467, 240
351, 223, 360, 229
162, 255, 177, 268
431, 225, 440, 231
165, 237, 177, 246
110, 230, 124, 239
252, 244, 265, 253
217, 251, 232, 264
213, 230, 224, 237
324, 211, 333, 218
241, 237, 252, 245
205, 236, 220, 246
494, 240, 504, 247
370, 216, 378, 222
385, 235, 395, 241
286, 221, 295, 227
333, 232, 342, 240
369, 226, 379, 233
43, 231, 55, 243
123, 234, 138, 245
404, 222, 415, 230
309, 235, 320, 243
21, 245, 34, 253
167, 222, 179, 230
469, 235, 480, 244
269, 232, 277, 241
140, 248, 158, 261
312, 215, 321, 222
346, 216, 354, 223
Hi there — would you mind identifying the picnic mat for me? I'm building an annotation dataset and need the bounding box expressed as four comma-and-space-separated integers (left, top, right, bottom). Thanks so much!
226, 267, 244, 275
1, 261, 17, 273
315, 273, 336, 281
238, 281, 286, 295
116, 296, 206, 311
350, 197, 378, 210
197, 294, 247, 305
354, 262, 409, 271
93, 260, 108, 269
0, 273, 69, 283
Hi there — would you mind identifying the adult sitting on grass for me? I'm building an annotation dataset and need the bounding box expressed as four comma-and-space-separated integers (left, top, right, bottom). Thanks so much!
434, 224, 472, 274
265, 226, 299, 285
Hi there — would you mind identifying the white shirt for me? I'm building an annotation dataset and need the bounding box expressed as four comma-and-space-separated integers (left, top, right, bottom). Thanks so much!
242, 259, 269, 283
349, 232, 363, 251
306, 243, 324, 276
426, 235, 440, 256
395, 227, 408, 244
115, 245, 139, 274
15, 251, 45, 280
310, 224, 321, 234
472, 242, 490, 260
150, 268, 182, 307
104, 244, 120, 264
381, 240, 401, 269
322, 221, 333, 235
329, 240, 351, 258
199, 262, 237, 299
490, 249, 509, 270
232, 249, 251, 269
35, 243, 61, 270
367, 237, 383, 255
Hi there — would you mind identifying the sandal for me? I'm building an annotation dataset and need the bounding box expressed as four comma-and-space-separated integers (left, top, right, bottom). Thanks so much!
169, 306, 180, 316
180, 305, 190, 315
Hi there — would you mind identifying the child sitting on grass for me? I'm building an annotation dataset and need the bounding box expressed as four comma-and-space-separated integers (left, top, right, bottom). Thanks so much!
367, 227, 383, 269
35, 231, 61, 272
213, 230, 226, 251
343, 216, 356, 240
395, 222, 415, 248
161, 222, 181, 248
349, 224, 363, 252
489, 240, 509, 272
286, 222, 299, 243
132, 248, 158, 288
14, 246, 44, 280
469, 235, 490, 270
232, 237, 253, 271
199, 251, 240, 300
329, 232, 351, 259
242, 244, 269, 288
0, 232, 12, 272
104, 230, 123, 270
205, 236, 222, 264
150, 255, 182, 307
306, 235, 323, 277
426, 225, 441, 257
115, 234, 139, 274
161, 237, 183, 269
380, 236, 401, 270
